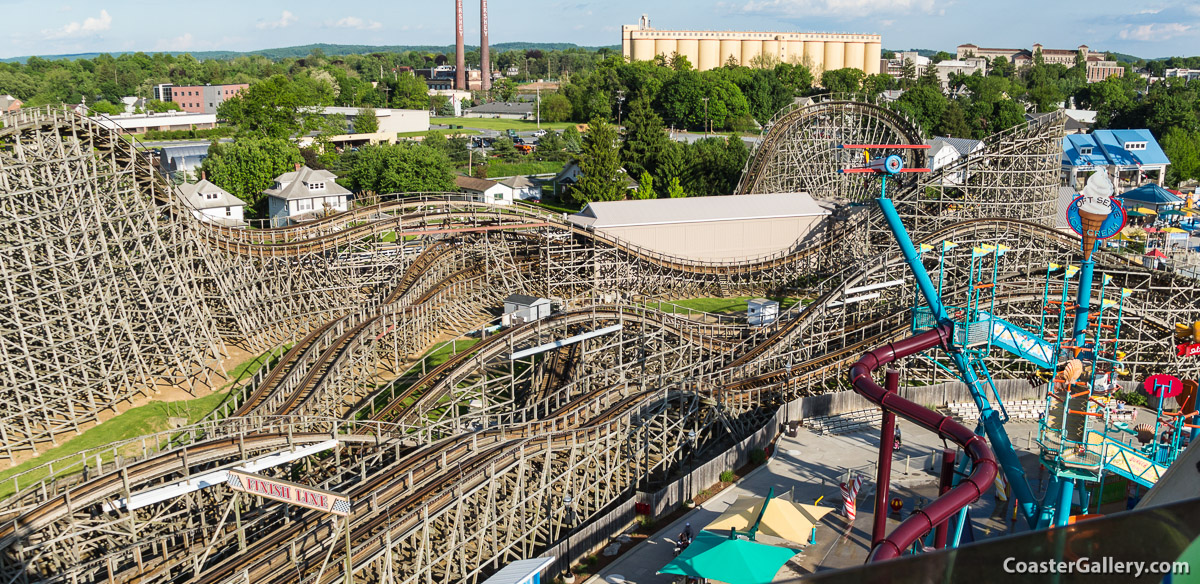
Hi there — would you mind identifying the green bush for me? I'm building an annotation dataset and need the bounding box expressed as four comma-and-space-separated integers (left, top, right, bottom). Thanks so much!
750, 448, 767, 465
143, 127, 235, 141
719, 470, 736, 483
1115, 390, 1148, 408
635, 514, 655, 530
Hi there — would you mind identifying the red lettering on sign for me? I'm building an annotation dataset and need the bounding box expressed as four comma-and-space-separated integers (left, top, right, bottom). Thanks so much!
295, 489, 329, 510
1177, 343, 1200, 357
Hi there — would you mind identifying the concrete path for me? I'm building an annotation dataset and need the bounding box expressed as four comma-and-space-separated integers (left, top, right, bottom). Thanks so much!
586, 418, 1046, 584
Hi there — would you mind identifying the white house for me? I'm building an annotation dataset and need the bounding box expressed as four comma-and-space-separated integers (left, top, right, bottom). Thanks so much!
175, 180, 246, 227
497, 176, 541, 201
265, 165, 353, 227
925, 136, 984, 185
456, 175, 512, 205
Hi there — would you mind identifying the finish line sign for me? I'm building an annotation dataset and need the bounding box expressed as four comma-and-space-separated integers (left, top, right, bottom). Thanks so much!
227, 470, 351, 516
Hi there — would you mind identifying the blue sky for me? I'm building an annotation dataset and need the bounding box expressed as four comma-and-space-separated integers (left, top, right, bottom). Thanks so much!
3, 1, 1200, 59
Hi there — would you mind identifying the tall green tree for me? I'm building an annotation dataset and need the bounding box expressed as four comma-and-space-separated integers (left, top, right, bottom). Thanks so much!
633, 172, 655, 199
540, 93, 572, 122
891, 84, 947, 137
353, 108, 379, 134
536, 130, 570, 161
383, 72, 430, 109
774, 62, 815, 97
201, 137, 303, 216
562, 125, 583, 152
666, 176, 687, 198
936, 101, 972, 138
342, 143, 456, 194
900, 59, 918, 88
1161, 127, 1200, 186
491, 78, 518, 102
821, 68, 866, 94
686, 136, 748, 197
621, 94, 669, 178
573, 118, 624, 203
654, 141, 689, 190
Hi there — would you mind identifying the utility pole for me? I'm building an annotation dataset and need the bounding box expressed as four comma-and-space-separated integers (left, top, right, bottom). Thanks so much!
702, 97, 710, 136
536, 85, 541, 130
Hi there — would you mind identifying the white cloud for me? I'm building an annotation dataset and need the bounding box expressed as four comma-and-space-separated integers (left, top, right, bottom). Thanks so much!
1119, 22, 1192, 41
43, 8, 111, 39
156, 33, 194, 51
329, 16, 382, 30
257, 10, 298, 30
734, 0, 937, 17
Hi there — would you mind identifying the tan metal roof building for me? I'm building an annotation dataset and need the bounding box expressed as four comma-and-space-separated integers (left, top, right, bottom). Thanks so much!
569, 193, 829, 262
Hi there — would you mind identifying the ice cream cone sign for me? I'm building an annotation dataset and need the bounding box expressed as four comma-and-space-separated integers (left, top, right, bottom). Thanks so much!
1067, 171, 1127, 261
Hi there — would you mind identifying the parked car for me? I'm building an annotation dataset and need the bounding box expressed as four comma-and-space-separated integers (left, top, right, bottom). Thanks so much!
532, 129, 547, 137
513, 137, 526, 145
527, 196, 542, 203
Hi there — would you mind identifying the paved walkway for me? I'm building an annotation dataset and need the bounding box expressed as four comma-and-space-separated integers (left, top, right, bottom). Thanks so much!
586, 418, 1046, 584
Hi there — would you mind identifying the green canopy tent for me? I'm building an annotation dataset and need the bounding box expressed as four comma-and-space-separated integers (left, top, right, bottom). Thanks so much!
657, 530, 798, 584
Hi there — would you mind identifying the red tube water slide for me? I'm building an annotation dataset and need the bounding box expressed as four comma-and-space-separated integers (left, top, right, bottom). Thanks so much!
848, 324, 1000, 561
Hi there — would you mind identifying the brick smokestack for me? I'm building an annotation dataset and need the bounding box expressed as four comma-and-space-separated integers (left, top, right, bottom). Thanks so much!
480, 0, 491, 91
455, 0, 465, 90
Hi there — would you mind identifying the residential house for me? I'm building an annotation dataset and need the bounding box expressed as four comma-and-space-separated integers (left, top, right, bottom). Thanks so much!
553, 161, 638, 197
1062, 130, 1169, 190
0, 95, 23, 112
175, 180, 246, 227
265, 165, 352, 227
456, 175, 512, 205
925, 136, 984, 185
497, 176, 541, 201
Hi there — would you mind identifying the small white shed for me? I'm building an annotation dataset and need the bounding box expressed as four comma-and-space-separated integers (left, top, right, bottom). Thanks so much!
747, 298, 779, 326
503, 294, 551, 325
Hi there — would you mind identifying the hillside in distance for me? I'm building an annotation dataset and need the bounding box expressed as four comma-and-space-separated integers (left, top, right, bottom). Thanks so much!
0, 42, 620, 63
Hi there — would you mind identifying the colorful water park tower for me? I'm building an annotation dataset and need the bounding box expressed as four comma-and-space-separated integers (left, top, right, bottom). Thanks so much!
843, 148, 1199, 555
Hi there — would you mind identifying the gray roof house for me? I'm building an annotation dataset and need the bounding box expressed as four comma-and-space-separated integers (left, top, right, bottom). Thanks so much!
175, 180, 246, 227
265, 165, 353, 227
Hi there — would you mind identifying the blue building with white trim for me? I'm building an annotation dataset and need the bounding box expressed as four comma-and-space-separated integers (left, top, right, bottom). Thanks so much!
1062, 129, 1169, 190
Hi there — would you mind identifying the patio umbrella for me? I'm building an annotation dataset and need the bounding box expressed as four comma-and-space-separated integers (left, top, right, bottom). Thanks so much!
1136, 207, 1158, 215
658, 530, 798, 584
1161, 209, 1185, 217
1163, 227, 1189, 234
704, 495, 835, 544
1146, 249, 1168, 259
1127, 210, 1148, 218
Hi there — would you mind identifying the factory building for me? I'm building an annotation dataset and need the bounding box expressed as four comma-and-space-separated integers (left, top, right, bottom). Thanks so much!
621, 15, 881, 74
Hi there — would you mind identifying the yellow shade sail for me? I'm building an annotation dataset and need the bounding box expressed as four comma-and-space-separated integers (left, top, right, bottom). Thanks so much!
703, 495, 834, 544
1163, 227, 1189, 234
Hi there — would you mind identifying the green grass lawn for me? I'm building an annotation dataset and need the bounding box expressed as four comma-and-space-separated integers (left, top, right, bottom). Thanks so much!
0, 390, 230, 499
484, 161, 565, 178
0, 343, 291, 500
433, 117, 577, 132
522, 199, 582, 214
649, 296, 803, 315
396, 128, 481, 138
